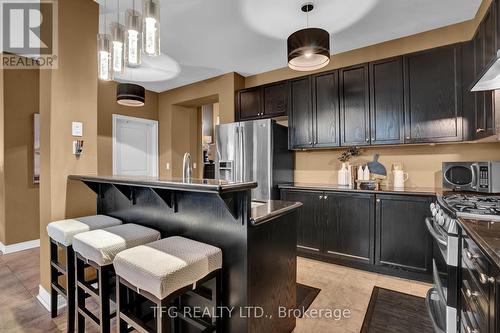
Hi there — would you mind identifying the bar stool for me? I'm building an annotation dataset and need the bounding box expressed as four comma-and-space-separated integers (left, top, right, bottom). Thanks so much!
72, 223, 161, 333
46, 215, 122, 332
113, 236, 223, 333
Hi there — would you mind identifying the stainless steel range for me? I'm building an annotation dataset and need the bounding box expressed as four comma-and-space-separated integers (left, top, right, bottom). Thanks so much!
426, 192, 500, 333
442, 194, 500, 221
426, 197, 459, 333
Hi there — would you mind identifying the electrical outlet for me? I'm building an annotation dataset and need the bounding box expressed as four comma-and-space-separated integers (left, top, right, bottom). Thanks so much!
166, 163, 170, 170
193, 163, 197, 169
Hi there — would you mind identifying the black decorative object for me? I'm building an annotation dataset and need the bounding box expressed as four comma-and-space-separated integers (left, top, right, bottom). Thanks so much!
116, 83, 145, 107
287, 3, 330, 71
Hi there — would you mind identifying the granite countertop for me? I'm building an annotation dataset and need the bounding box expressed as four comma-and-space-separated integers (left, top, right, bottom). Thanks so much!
278, 182, 442, 196
458, 218, 500, 269
69, 175, 257, 194
250, 200, 302, 226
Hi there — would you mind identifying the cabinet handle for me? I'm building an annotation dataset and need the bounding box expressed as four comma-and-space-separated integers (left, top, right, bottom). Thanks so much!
465, 288, 480, 299
476, 128, 485, 133
465, 249, 479, 261
406, 136, 410, 140
479, 272, 495, 285
314, 141, 317, 144
319, 195, 323, 200
309, 141, 313, 145
371, 138, 375, 141
365, 138, 369, 142
465, 325, 478, 333
376, 199, 380, 203
324, 195, 328, 199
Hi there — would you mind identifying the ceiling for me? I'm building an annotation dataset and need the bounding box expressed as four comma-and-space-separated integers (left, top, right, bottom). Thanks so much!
98, 0, 483, 93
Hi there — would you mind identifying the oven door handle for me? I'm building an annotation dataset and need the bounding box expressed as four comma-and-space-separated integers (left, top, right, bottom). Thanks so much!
425, 217, 447, 246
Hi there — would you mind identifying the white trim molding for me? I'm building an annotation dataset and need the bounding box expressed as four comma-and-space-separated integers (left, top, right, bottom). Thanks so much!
0, 239, 40, 254
36, 284, 66, 312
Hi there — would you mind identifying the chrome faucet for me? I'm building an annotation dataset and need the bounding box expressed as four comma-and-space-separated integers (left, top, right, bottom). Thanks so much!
182, 152, 192, 181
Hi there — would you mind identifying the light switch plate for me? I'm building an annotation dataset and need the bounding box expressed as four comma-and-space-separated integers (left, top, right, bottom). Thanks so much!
72, 122, 83, 137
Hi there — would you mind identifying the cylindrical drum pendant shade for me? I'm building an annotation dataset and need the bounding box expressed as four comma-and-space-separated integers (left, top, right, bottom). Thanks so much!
287, 28, 330, 71
116, 83, 145, 107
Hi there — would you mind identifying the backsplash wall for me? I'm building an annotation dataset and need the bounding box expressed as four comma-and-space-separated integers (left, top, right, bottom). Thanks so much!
294, 142, 500, 188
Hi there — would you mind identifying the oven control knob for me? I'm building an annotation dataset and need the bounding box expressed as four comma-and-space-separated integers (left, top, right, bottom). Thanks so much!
437, 213, 445, 226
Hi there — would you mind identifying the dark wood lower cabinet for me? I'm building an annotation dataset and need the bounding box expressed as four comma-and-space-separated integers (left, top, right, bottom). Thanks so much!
324, 192, 374, 264
280, 190, 323, 254
375, 195, 433, 275
280, 188, 433, 281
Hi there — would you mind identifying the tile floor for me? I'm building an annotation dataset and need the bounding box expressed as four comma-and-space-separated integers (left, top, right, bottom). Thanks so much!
0, 248, 431, 332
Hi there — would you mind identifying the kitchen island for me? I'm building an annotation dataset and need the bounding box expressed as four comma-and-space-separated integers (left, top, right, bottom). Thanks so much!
69, 175, 301, 333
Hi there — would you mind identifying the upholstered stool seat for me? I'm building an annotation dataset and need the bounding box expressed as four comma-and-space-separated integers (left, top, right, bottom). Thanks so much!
73, 223, 161, 333
46, 214, 122, 333
72, 223, 161, 266
114, 236, 223, 333
47, 215, 122, 246
114, 236, 222, 299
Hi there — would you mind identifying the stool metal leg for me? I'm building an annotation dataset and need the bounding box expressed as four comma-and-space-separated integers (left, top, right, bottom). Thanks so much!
215, 270, 222, 333
49, 240, 59, 318
75, 254, 86, 333
65, 246, 76, 333
157, 297, 172, 333
116, 276, 128, 333
99, 265, 112, 333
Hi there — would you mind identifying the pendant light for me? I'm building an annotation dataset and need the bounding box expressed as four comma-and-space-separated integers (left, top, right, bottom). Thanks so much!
287, 3, 330, 71
97, 0, 113, 81
116, 83, 145, 107
125, 0, 142, 67
143, 0, 160, 56
111, 0, 125, 74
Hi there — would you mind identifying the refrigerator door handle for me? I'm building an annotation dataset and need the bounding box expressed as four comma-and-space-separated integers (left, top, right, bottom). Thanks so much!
241, 126, 245, 181
234, 126, 239, 182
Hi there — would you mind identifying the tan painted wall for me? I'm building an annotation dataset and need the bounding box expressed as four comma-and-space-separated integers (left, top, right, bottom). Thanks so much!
0, 67, 4, 244
39, 0, 99, 290
97, 80, 159, 175
3, 68, 40, 245
158, 72, 245, 177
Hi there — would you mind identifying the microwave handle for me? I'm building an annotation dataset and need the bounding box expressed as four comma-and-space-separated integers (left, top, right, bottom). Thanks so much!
470, 163, 479, 190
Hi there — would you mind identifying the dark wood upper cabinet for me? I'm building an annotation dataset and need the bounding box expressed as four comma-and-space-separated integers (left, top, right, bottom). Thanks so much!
312, 71, 340, 147
289, 77, 313, 149
236, 81, 288, 121
375, 195, 433, 275
472, 8, 496, 139
263, 81, 289, 117
324, 192, 374, 264
369, 57, 405, 145
484, 3, 497, 67
237, 87, 262, 120
340, 64, 370, 146
403, 45, 463, 143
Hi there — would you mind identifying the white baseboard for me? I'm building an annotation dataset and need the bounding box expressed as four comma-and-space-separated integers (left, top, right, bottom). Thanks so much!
36, 284, 66, 312
0, 239, 40, 254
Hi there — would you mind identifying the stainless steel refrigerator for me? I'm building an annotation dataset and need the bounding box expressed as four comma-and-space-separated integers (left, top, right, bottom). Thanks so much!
215, 119, 294, 200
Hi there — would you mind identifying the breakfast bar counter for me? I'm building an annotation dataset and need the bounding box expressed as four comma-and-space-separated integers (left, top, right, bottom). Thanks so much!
69, 175, 301, 333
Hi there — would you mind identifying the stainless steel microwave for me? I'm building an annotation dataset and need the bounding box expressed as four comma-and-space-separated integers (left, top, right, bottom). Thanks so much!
443, 161, 500, 193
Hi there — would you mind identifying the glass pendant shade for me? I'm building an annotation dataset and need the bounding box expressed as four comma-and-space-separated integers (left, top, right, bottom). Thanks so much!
110, 22, 126, 73
97, 34, 113, 81
125, 9, 142, 67
143, 0, 160, 56
287, 28, 330, 71
117, 83, 145, 107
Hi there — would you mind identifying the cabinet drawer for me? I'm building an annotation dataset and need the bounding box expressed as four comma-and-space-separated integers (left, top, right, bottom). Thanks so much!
461, 288, 486, 333
462, 238, 492, 294
462, 267, 489, 332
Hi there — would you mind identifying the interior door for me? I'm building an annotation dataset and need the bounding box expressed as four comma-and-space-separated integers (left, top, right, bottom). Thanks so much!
113, 115, 158, 177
